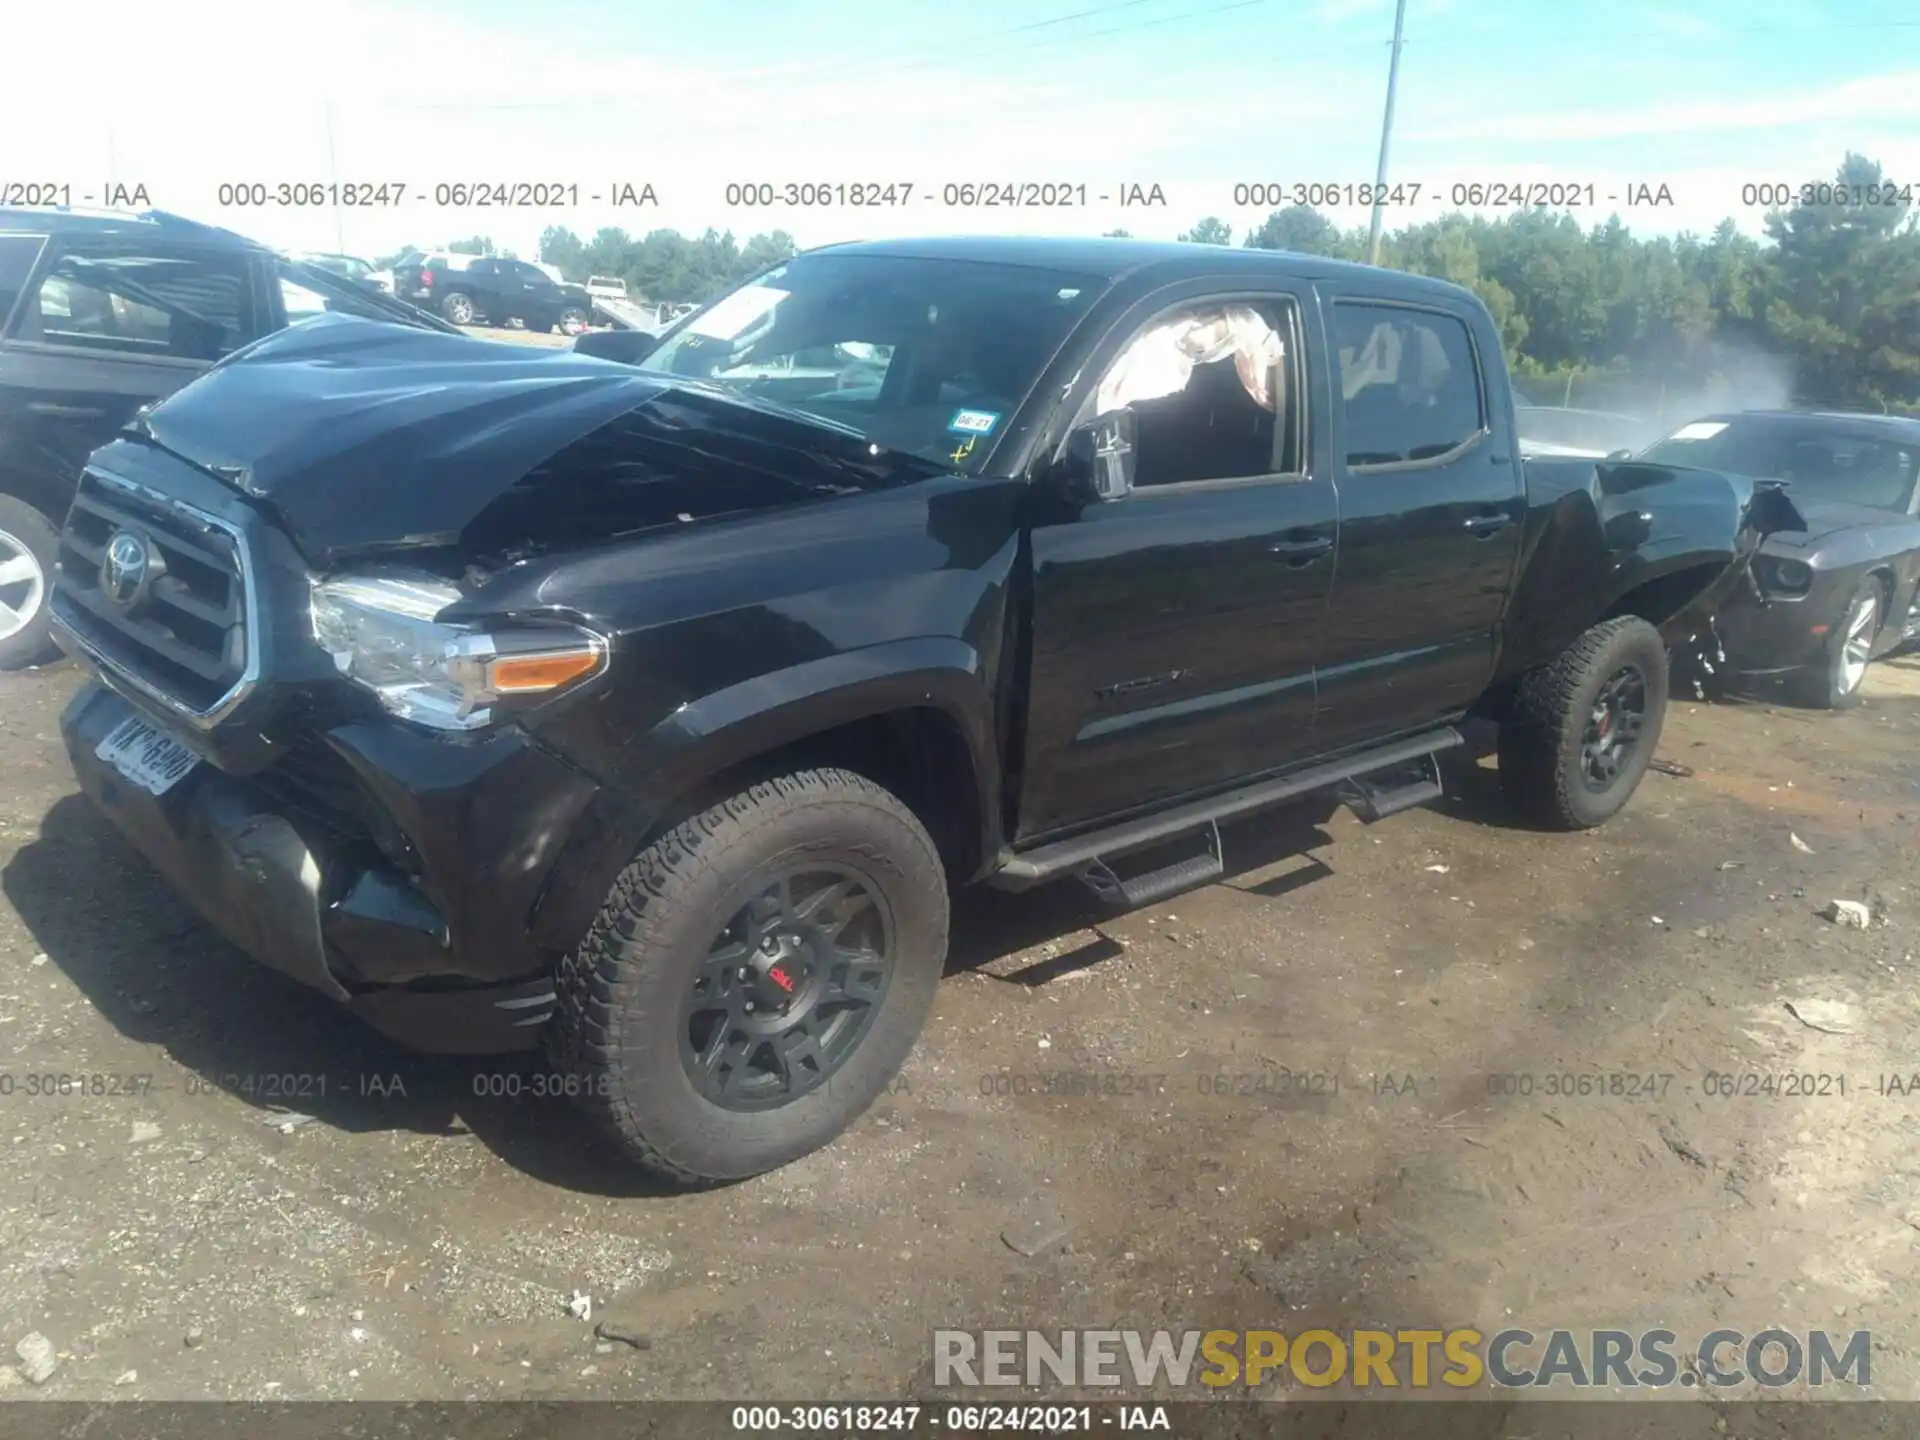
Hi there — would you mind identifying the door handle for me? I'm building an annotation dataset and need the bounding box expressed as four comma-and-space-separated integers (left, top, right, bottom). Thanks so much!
1268, 533, 1334, 564
1463, 512, 1512, 536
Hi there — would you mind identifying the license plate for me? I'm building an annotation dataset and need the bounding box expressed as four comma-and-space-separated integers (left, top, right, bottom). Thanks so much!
95, 714, 201, 796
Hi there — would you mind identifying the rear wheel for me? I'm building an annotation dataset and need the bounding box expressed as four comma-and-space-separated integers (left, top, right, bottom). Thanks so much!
0, 495, 59, 670
1498, 616, 1668, 830
1792, 577, 1881, 710
549, 768, 949, 1185
439, 291, 477, 325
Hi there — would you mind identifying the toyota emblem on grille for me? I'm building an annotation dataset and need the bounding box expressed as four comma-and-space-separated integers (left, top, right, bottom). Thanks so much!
100, 529, 164, 610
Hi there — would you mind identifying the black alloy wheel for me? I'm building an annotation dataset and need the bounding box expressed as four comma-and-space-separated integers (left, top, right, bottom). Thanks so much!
1579, 664, 1648, 791
681, 864, 893, 1111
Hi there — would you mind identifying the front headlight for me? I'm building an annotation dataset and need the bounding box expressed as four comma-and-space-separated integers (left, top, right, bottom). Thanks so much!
309, 572, 607, 731
1760, 556, 1813, 597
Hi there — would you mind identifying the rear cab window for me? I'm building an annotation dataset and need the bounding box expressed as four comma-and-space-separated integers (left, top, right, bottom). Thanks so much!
1332, 301, 1487, 469
10, 244, 260, 361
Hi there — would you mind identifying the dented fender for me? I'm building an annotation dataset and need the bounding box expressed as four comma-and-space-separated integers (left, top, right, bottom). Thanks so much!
1495, 459, 1806, 684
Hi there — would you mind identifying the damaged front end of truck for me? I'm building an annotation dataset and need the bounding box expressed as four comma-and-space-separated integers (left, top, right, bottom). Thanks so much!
46, 316, 989, 1052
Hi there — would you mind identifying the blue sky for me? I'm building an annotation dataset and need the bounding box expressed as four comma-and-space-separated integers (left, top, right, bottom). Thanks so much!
1, 0, 1915, 261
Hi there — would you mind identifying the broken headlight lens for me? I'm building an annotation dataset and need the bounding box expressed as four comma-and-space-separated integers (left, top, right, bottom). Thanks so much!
309, 572, 606, 731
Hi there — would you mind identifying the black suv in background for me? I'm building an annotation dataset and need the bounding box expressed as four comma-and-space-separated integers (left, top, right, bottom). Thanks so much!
0, 209, 457, 667
390, 253, 591, 333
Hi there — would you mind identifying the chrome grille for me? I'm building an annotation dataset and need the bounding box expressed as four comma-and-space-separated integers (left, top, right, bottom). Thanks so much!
55, 468, 252, 719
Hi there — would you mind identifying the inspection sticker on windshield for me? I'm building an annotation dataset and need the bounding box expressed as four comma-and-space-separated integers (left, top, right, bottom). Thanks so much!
948, 408, 1001, 436
95, 714, 200, 797
1668, 421, 1728, 441
687, 285, 788, 339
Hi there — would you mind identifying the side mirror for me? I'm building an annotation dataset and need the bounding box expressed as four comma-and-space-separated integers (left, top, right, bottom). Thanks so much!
1604, 448, 1633, 461
1058, 410, 1137, 502
573, 329, 659, 364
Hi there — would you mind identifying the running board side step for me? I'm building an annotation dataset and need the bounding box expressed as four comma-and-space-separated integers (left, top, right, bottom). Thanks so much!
1336, 753, 1444, 823
1077, 821, 1224, 909
989, 726, 1462, 893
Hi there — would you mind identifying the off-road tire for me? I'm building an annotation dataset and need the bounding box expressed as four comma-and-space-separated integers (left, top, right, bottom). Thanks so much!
1497, 616, 1669, 830
548, 768, 948, 1186
0, 495, 60, 670
1790, 577, 1881, 711
439, 291, 477, 325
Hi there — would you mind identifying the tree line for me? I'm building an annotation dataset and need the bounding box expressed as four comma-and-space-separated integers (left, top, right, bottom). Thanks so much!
384, 153, 1917, 417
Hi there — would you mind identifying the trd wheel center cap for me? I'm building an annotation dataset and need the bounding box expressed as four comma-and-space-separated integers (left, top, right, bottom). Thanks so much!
751, 933, 814, 1012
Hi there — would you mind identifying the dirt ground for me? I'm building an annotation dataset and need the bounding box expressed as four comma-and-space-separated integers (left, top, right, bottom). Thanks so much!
2, 650, 1918, 1409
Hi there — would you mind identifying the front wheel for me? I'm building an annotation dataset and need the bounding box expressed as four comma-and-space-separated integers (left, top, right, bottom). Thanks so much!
558, 306, 590, 334
1498, 616, 1669, 830
549, 768, 949, 1186
0, 495, 59, 670
1791, 577, 1881, 710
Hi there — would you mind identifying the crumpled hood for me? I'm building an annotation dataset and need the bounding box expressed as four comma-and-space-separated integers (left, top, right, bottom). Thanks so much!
128, 314, 935, 567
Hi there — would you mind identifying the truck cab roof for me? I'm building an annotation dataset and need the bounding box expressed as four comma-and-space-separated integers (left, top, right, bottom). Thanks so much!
811, 234, 1479, 306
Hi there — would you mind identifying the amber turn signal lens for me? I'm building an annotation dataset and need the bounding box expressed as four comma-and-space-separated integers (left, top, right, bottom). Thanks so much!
486, 648, 602, 693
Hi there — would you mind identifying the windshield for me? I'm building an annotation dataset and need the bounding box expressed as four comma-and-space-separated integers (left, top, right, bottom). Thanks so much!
638, 253, 1105, 472
1640, 417, 1920, 511
277, 258, 453, 332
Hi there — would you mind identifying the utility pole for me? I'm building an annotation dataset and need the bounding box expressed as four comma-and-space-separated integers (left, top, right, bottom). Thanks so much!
1366, 0, 1409, 267
324, 101, 346, 253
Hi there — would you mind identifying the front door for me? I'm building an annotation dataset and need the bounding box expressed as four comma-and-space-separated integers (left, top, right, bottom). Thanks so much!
1017, 284, 1338, 841
1310, 294, 1523, 751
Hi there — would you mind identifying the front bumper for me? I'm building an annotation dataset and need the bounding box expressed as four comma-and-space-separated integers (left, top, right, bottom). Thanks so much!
1713, 573, 1848, 678
60, 681, 599, 1053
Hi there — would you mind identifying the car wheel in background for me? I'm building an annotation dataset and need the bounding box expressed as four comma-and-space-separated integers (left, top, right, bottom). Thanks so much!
1793, 577, 1882, 710
0, 495, 59, 670
548, 767, 949, 1186
558, 306, 590, 335
439, 292, 477, 325
1497, 616, 1669, 830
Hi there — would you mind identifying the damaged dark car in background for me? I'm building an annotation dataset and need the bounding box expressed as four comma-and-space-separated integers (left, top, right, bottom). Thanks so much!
48, 238, 1803, 1186
1640, 410, 1920, 708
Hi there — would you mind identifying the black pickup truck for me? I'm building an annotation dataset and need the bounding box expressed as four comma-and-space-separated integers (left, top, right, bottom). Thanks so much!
48, 238, 1799, 1185
390, 252, 591, 333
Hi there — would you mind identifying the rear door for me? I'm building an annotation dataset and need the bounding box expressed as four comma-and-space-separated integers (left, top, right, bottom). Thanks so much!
0, 236, 269, 511
1309, 292, 1522, 751
1017, 278, 1339, 840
